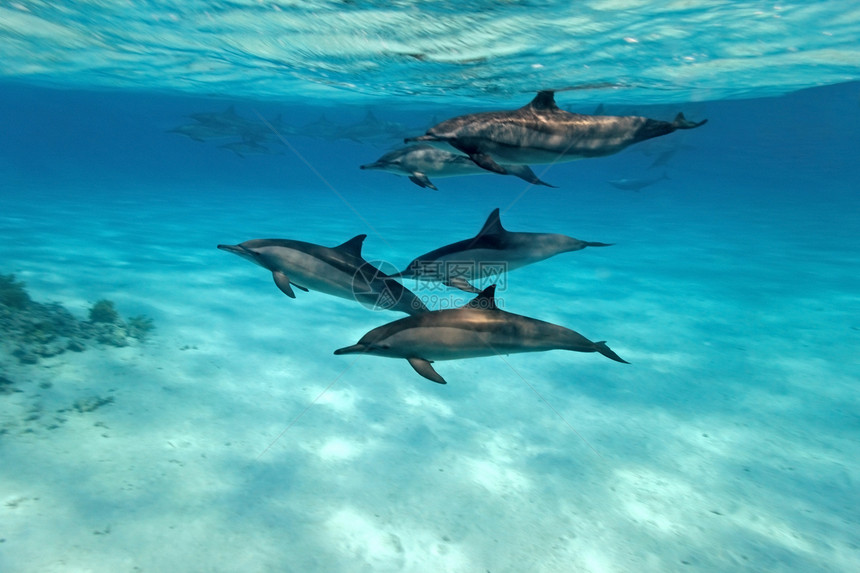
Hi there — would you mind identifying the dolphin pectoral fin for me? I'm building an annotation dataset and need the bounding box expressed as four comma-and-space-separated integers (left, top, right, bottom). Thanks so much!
504, 164, 557, 188
272, 271, 297, 298
445, 277, 481, 293
672, 113, 708, 129
407, 357, 447, 384
469, 152, 508, 175
594, 341, 629, 364
292, 283, 310, 292
409, 173, 438, 190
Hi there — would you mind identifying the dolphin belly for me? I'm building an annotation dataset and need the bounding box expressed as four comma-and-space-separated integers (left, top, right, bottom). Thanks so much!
383, 326, 513, 361
260, 249, 357, 300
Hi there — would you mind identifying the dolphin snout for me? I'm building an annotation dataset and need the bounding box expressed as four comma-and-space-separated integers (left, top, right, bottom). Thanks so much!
217, 244, 245, 255
334, 344, 367, 355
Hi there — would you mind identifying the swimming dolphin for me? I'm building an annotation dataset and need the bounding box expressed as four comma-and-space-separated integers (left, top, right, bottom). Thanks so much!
360, 144, 556, 190
393, 208, 611, 293
607, 171, 669, 191
168, 123, 237, 142
219, 137, 281, 158
338, 111, 412, 144
334, 285, 627, 384
218, 235, 428, 315
405, 91, 707, 176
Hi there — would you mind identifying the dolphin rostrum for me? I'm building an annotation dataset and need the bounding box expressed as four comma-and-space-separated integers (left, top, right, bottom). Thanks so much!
393, 208, 611, 293
218, 235, 428, 315
334, 285, 628, 384
360, 144, 556, 190
406, 91, 707, 176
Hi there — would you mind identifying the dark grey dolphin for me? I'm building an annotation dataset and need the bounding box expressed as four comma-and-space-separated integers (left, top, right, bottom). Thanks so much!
393, 208, 611, 293
360, 144, 555, 190
405, 91, 707, 176
218, 235, 428, 316
334, 285, 627, 384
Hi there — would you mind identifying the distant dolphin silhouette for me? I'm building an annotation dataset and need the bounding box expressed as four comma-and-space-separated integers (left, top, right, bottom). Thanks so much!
218, 236, 428, 315
607, 171, 669, 191
360, 144, 555, 190
406, 91, 707, 176
219, 137, 281, 158
334, 285, 627, 384
167, 123, 235, 142
393, 208, 611, 292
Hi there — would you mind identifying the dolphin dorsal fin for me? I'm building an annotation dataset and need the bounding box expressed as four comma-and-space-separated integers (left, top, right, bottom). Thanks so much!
334, 234, 367, 257
465, 285, 498, 311
528, 91, 559, 111
476, 208, 506, 237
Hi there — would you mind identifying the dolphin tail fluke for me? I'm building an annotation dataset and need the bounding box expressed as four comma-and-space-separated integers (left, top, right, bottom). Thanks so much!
594, 341, 629, 364
505, 164, 557, 188
672, 113, 708, 129
407, 357, 447, 384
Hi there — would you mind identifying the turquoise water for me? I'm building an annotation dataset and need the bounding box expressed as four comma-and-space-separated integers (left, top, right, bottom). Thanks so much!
2, 2, 860, 572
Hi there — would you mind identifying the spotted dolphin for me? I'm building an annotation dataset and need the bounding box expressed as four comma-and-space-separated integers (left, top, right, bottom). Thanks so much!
393, 208, 611, 293
218, 235, 428, 315
334, 285, 627, 384
406, 91, 707, 176
360, 144, 556, 190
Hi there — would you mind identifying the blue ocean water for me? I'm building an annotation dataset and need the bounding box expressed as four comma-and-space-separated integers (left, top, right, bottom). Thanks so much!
1, 2, 860, 572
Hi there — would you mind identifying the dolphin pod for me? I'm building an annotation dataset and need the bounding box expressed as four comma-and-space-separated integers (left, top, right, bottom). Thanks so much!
217, 91, 706, 383
219, 207, 626, 383
405, 90, 706, 178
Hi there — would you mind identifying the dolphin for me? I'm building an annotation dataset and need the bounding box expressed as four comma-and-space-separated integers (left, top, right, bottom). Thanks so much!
219, 138, 281, 158
218, 235, 428, 316
334, 285, 627, 384
405, 91, 707, 176
360, 144, 556, 190
297, 114, 342, 140
168, 123, 237, 142
338, 111, 412, 144
186, 105, 287, 142
393, 208, 611, 293
607, 171, 669, 191
188, 105, 244, 126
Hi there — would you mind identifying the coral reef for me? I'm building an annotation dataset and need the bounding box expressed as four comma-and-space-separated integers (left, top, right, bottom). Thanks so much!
0, 274, 155, 365
0, 274, 31, 309
88, 299, 121, 324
